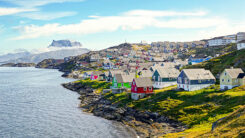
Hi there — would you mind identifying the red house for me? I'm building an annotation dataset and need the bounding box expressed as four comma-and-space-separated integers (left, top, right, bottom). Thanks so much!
131, 77, 153, 100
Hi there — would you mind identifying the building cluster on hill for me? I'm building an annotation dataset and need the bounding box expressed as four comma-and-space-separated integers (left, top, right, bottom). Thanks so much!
206, 32, 245, 49
58, 31, 245, 100
81, 62, 245, 100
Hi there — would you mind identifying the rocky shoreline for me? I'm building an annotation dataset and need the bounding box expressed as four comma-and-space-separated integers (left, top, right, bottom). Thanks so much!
62, 82, 186, 137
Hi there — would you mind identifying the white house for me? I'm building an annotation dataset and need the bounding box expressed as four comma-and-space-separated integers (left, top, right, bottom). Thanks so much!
237, 40, 245, 50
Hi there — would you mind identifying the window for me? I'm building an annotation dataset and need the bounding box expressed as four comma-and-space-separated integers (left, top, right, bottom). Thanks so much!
185, 78, 188, 84
198, 80, 202, 83
228, 79, 230, 82
222, 79, 224, 82
135, 87, 137, 91
122, 83, 124, 87
144, 87, 147, 91
178, 77, 182, 83
153, 76, 155, 81
149, 87, 152, 91
225, 73, 227, 76
158, 76, 161, 82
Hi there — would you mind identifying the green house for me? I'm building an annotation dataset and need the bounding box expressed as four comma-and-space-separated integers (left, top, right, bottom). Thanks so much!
112, 73, 135, 89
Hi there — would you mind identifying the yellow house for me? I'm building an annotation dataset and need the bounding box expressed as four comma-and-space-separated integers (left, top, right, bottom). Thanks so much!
220, 68, 245, 90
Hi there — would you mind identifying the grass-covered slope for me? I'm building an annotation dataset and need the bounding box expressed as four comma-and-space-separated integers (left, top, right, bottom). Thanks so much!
103, 85, 245, 137
199, 106, 245, 138
183, 49, 245, 77
74, 79, 111, 93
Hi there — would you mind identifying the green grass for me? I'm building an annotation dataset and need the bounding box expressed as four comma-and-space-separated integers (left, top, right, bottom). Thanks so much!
74, 79, 111, 93
103, 85, 245, 137
198, 106, 245, 138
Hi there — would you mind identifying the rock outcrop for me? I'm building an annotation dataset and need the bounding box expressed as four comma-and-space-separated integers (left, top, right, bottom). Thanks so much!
62, 82, 186, 137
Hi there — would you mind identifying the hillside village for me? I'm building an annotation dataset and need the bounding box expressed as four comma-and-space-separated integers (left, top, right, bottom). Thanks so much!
37, 32, 245, 137
47, 32, 245, 94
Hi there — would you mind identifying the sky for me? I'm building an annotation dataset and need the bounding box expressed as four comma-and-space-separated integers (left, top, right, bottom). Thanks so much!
0, 0, 245, 54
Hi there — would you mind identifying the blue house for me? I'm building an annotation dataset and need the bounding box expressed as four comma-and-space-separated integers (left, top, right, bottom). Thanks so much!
177, 69, 216, 91
188, 55, 212, 65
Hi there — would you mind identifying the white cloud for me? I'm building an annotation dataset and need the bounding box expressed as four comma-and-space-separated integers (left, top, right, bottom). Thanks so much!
19, 11, 77, 20
0, 7, 36, 16
12, 10, 227, 40
0, 0, 81, 19
197, 22, 245, 39
124, 10, 207, 17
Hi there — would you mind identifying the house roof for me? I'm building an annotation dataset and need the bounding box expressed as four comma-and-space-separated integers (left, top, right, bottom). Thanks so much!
156, 68, 180, 78
134, 77, 153, 87
237, 73, 245, 79
109, 69, 123, 76
115, 73, 135, 83
162, 62, 176, 68
225, 68, 244, 79
139, 70, 153, 78
182, 69, 215, 80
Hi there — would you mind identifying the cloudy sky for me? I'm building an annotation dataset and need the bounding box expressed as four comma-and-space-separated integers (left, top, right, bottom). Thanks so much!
0, 0, 245, 54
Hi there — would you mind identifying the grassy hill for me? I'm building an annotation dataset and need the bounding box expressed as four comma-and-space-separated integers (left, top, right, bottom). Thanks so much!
102, 85, 245, 137
199, 105, 245, 138
183, 49, 245, 77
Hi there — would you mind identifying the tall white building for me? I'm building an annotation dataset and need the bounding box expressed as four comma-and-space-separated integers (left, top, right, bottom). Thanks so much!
208, 37, 236, 46
237, 40, 245, 50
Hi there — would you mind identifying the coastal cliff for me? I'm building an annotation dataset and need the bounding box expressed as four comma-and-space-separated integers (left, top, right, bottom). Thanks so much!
62, 82, 186, 137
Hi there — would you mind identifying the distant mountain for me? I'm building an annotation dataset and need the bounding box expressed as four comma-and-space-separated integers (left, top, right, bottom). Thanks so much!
49, 40, 82, 48
10, 48, 89, 63
1, 40, 90, 63
0, 51, 31, 63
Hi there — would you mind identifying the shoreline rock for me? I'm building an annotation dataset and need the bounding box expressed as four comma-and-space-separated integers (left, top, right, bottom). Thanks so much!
62, 82, 187, 137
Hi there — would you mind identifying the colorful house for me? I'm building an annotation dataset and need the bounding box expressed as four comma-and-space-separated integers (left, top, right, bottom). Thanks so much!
152, 68, 180, 88
177, 69, 216, 91
220, 68, 245, 90
138, 70, 153, 78
131, 77, 153, 100
90, 71, 104, 80
188, 55, 212, 65
111, 73, 135, 89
